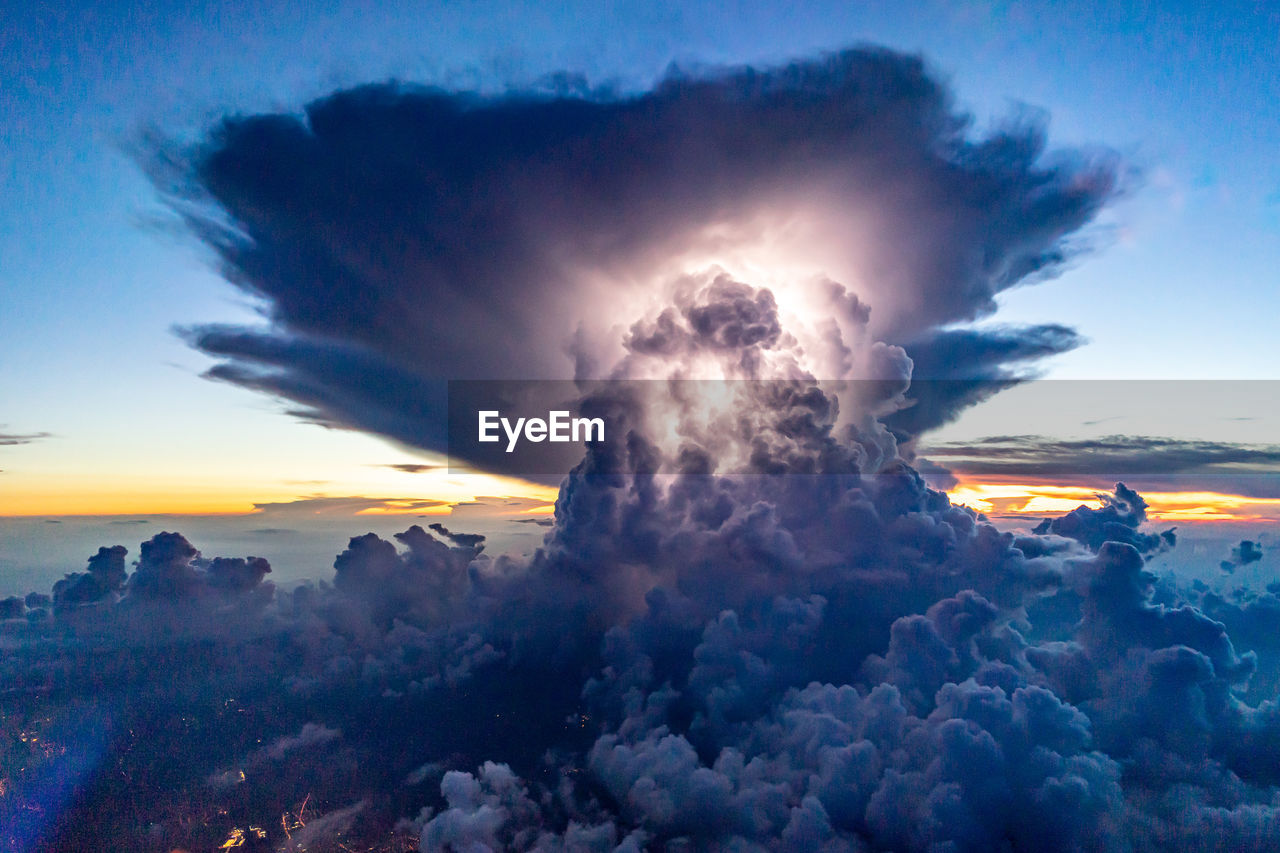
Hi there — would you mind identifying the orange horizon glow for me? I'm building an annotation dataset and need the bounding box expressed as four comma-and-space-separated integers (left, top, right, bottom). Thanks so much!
0, 474, 560, 518
353, 499, 556, 516
4, 472, 1275, 525
0, 493, 560, 518
0, 485, 282, 516
948, 481, 1280, 524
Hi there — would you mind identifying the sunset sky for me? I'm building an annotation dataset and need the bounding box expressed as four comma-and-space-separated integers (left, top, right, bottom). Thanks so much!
3, 0, 1279, 574
9, 5, 1280, 850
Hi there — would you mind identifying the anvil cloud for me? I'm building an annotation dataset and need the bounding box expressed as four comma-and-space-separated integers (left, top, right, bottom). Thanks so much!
155, 47, 1118, 454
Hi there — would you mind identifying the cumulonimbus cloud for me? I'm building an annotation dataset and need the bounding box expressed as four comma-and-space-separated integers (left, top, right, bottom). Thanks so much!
150, 47, 1119, 457
24, 46, 1280, 853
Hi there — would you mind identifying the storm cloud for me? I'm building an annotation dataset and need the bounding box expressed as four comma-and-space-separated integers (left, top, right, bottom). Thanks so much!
16, 44, 1280, 853
154, 47, 1118, 456
884, 325, 1084, 440
10, 453, 1280, 850
7, 307, 1280, 851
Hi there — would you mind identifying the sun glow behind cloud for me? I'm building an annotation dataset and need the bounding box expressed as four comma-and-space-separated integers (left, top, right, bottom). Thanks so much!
576, 202, 879, 385
667, 217, 868, 338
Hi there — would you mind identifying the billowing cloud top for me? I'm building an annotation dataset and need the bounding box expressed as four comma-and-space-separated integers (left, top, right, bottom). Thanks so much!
155, 47, 1118, 454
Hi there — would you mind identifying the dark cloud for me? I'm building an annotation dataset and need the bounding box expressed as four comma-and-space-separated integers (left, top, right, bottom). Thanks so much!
19, 314, 1171, 835
128, 531, 204, 599
250, 495, 452, 516
910, 455, 960, 490
1221, 539, 1264, 573
925, 434, 1280, 475
151, 47, 1117, 460
1032, 482, 1176, 555
52, 545, 128, 607
26, 44, 1280, 853
331, 523, 483, 628
426, 523, 486, 550
206, 555, 273, 593
0, 430, 51, 446
381, 463, 442, 474
122, 531, 275, 602
920, 434, 1280, 498
10, 381, 1280, 850
187, 326, 451, 450
886, 325, 1083, 440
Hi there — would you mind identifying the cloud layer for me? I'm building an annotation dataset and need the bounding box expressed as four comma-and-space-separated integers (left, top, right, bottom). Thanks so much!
8, 424, 1280, 850
15, 46, 1276, 853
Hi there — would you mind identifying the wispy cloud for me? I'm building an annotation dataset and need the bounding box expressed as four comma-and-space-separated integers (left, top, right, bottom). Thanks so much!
250, 495, 452, 516
0, 430, 51, 446
378, 463, 442, 474
923, 434, 1280, 496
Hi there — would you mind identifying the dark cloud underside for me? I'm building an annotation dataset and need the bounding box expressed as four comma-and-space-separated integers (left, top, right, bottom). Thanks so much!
923, 434, 1280, 497
0, 431, 51, 446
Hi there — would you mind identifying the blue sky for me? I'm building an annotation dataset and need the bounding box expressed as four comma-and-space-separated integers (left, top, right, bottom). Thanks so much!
1, 0, 1277, 518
